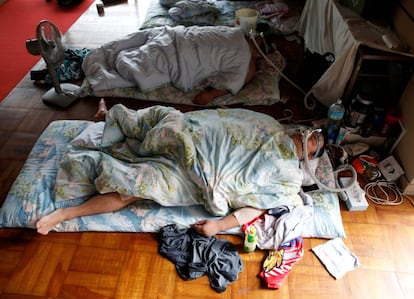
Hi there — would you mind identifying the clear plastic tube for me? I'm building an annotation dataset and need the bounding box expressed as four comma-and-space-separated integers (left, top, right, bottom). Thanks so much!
248, 30, 317, 110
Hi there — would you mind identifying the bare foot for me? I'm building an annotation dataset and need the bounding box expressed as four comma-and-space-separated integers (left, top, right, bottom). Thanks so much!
36, 209, 65, 235
93, 98, 108, 122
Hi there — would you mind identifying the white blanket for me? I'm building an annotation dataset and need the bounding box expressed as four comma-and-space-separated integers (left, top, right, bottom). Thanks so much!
82, 25, 251, 94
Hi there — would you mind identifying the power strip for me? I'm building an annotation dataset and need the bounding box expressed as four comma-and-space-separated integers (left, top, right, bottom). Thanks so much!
338, 177, 368, 211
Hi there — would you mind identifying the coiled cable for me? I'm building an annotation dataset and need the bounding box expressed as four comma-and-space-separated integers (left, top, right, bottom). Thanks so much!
364, 181, 414, 206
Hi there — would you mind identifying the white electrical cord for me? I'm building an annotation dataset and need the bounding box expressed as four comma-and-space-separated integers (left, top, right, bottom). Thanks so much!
364, 181, 414, 206
249, 30, 317, 110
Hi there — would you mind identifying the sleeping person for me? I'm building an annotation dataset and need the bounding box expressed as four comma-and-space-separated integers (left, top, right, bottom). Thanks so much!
82, 25, 260, 105
36, 100, 325, 235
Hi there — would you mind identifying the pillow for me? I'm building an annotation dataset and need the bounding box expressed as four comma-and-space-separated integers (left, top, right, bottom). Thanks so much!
302, 151, 337, 188
302, 191, 346, 239
302, 152, 346, 239
315, 151, 337, 187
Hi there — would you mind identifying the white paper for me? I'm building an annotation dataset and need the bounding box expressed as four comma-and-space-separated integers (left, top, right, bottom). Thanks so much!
312, 238, 360, 279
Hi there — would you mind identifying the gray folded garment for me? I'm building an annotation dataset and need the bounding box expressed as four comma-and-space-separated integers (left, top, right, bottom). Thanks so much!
158, 224, 243, 293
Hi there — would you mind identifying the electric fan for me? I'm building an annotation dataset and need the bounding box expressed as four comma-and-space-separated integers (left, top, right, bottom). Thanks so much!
26, 20, 80, 108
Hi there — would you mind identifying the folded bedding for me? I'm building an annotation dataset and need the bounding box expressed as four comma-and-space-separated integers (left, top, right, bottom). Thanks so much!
140, 0, 259, 29
0, 107, 346, 239
166, 0, 220, 25
55, 105, 304, 215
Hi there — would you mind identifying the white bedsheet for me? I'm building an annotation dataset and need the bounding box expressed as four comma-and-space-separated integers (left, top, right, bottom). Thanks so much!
82, 25, 250, 94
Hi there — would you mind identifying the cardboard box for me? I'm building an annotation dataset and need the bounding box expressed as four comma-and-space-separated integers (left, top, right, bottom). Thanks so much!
378, 156, 405, 182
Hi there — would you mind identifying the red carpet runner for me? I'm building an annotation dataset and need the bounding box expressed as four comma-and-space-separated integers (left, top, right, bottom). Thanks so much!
0, 0, 94, 102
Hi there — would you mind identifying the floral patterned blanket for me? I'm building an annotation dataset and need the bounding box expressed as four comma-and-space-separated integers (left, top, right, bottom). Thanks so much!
55, 105, 304, 216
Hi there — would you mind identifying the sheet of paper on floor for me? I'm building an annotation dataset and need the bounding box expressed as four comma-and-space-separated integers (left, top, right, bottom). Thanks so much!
311, 238, 360, 279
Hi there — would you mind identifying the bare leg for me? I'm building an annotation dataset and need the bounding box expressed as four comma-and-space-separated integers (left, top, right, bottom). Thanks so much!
93, 98, 108, 122
36, 193, 141, 235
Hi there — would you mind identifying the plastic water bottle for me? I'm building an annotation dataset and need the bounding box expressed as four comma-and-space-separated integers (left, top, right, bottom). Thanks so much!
326, 99, 345, 144
244, 226, 258, 252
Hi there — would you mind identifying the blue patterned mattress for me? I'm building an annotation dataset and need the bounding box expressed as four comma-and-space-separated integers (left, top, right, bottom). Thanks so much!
0, 119, 346, 239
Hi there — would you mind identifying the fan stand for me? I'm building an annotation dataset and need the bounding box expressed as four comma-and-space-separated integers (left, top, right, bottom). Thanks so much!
42, 83, 80, 108
42, 59, 80, 108
26, 20, 81, 109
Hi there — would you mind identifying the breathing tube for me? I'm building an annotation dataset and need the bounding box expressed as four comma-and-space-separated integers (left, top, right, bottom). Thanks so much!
248, 30, 317, 110
249, 31, 357, 192
302, 129, 358, 192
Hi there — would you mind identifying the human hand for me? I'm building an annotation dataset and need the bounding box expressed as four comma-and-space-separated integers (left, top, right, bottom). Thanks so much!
192, 219, 222, 237
192, 87, 228, 105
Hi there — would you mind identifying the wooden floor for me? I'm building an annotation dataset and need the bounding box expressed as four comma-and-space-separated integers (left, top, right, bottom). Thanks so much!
1, 1, 414, 298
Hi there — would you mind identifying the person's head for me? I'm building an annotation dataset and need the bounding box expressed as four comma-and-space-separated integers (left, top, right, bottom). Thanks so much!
304, 130, 325, 160
290, 128, 325, 161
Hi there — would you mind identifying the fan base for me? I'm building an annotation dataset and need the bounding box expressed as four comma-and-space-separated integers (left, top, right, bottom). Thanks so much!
42, 83, 80, 108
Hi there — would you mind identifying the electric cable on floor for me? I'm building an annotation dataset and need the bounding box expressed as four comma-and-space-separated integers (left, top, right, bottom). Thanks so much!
364, 181, 414, 206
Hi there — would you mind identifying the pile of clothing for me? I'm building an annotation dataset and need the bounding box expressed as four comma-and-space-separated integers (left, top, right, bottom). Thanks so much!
158, 224, 243, 293
158, 191, 313, 291
160, 0, 219, 25
242, 191, 313, 288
